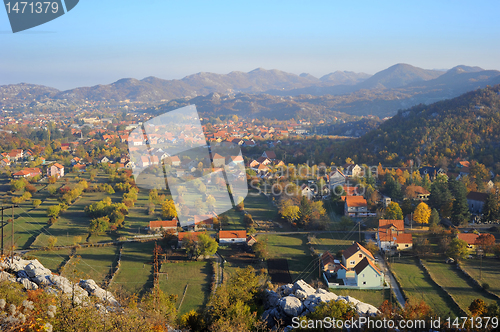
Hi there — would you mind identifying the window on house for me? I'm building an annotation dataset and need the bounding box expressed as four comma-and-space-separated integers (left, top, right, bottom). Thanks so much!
362, 274, 365, 277
359, 254, 362, 258
363, 281, 366, 285
350, 261, 355, 265
405, 244, 409, 247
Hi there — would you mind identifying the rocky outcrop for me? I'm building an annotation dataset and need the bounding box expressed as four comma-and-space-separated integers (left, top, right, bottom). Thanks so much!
1, 257, 119, 308
262, 280, 379, 328
80, 279, 119, 307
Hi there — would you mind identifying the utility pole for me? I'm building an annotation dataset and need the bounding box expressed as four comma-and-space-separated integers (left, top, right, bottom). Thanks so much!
1, 205, 18, 258
358, 221, 361, 243
11, 205, 14, 264
1, 205, 3, 257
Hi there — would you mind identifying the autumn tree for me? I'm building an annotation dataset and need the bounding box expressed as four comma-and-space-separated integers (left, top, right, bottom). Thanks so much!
161, 199, 177, 219
475, 233, 496, 254
253, 239, 268, 260
446, 238, 469, 260
413, 202, 431, 224
385, 202, 403, 220
47, 236, 57, 250
468, 299, 486, 317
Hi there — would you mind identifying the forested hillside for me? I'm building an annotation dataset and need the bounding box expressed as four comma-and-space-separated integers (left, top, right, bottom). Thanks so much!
333, 85, 500, 170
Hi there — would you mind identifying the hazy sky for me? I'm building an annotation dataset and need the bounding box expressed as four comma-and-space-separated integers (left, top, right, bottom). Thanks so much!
1, 0, 500, 90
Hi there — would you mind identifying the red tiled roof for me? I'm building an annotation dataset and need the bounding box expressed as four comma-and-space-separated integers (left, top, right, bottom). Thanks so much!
344, 196, 367, 207
149, 219, 177, 229
395, 233, 413, 244
458, 233, 479, 245
379, 219, 405, 231
219, 230, 246, 239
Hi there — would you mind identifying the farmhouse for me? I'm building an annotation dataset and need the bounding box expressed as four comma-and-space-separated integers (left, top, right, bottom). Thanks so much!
343, 196, 368, 217
219, 230, 247, 244
457, 233, 479, 250
12, 168, 41, 179
377, 219, 412, 251
148, 219, 178, 232
47, 163, 64, 178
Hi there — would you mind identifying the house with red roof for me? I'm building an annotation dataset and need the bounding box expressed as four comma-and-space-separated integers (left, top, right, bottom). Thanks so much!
13, 168, 41, 179
457, 233, 480, 250
377, 219, 412, 251
343, 196, 368, 217
218, 230, 247, 244
47, 163, 64, 178
322, 242, 384, 288
148, 219, 178, 232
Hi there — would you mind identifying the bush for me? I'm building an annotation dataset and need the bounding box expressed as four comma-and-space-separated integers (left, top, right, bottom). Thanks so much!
482, 282, 490, 290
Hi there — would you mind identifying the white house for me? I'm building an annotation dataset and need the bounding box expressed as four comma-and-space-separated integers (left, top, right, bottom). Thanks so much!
219, 230, 247, 244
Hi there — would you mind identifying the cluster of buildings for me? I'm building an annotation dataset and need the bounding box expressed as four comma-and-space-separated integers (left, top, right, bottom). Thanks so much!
145, 218, 255, 249
321, 242, 384, 289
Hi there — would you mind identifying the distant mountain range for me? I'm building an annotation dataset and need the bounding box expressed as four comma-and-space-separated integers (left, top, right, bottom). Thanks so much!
1, 64, 500, 118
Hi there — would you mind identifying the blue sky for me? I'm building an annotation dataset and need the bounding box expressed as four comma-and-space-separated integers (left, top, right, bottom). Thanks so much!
1, 0, 500, 89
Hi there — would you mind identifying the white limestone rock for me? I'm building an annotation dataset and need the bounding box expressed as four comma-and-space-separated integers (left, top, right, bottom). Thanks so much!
79, 279, 119, 307
280, 296, 304, 317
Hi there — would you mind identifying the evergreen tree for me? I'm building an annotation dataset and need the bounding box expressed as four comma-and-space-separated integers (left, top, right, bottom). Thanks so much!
429, 208, 440, 226
483, 191, 500, 222
449, 178, 471, 226
429, 175, 452, 218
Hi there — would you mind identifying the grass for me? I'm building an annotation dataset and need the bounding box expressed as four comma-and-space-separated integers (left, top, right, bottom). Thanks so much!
258, 233, 314, 282
334, 288, 393, 308
67, 245, 120, 285
110, 241, 156, 296
390, 256, 461, 318
158, 261, 212, 315
421, 258, 500, 313
28, 249, 72, 273
460, 257, 500, 296
244, 191, 278, 223
309, 232, 358, 255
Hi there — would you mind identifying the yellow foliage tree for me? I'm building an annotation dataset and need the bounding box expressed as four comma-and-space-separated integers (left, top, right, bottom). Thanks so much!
414, 202, 431, 224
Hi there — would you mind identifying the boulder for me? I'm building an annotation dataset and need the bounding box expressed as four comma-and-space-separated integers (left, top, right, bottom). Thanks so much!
17, 278, 38, 290
356, 302, 379, 316
293, 280, 316, 298
25, 261, 51, 278
17, 270, 29, 279
279, 284, 294, 296
79, 279, 119, 307
265, 289, 280, 308
0, 271, 15, 282
280, 296, 303, 316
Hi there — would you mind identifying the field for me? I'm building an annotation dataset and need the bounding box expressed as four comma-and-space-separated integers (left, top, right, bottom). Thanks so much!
67, 245, 119, 284
421, 258, 500, 312
390, 256, 462, 317
460, 257, 500, 296
308, 232, 358, 255
29, 248, 72, 273
110, 241, 156, 296
258, 234, 313, 282
334, 288, 393, 308
158, 261, 212, 315
267, 258, 292, 284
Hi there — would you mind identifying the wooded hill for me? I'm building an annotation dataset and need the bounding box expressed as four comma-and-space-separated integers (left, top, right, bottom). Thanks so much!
332, 85, 500, 171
